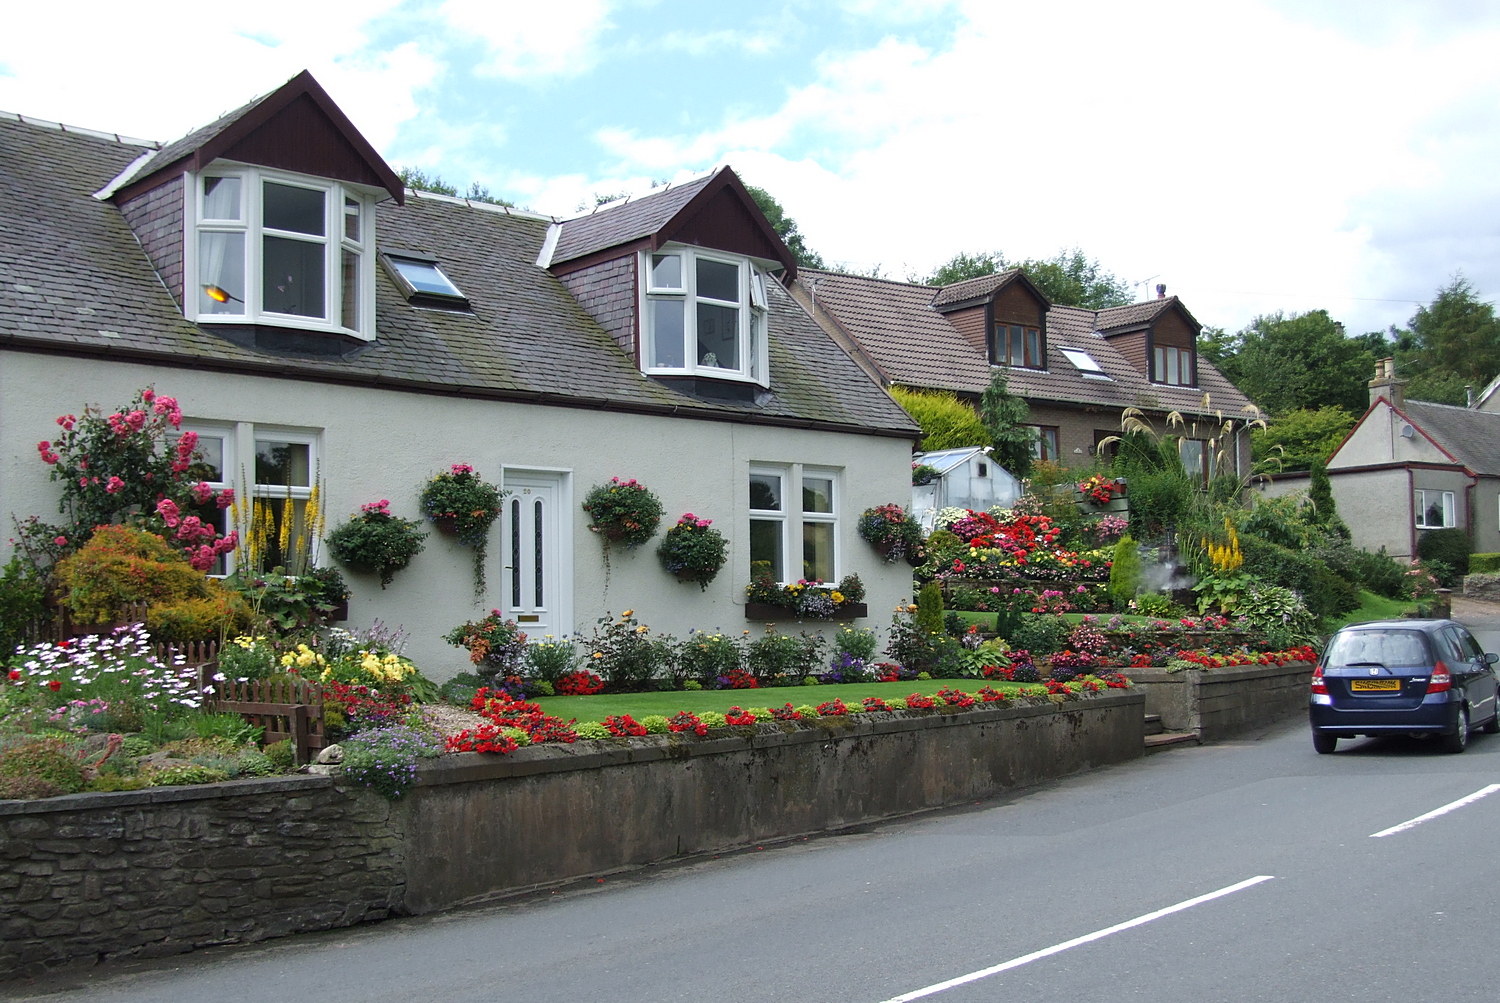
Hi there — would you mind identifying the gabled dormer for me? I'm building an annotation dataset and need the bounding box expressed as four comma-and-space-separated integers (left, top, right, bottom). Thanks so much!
542, 167, 796, 392
930, 270, 1051, 371
1095, 293, 1201, 387
99, 71, 404, 346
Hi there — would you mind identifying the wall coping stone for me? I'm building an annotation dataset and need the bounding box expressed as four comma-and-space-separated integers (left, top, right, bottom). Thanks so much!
1125, 660, 1312, 686
0, 772, 333, 817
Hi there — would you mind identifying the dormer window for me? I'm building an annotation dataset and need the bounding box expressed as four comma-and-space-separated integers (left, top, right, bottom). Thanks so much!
991, 323, 1043, 369
188, 167, 375, 339
642, 245, 769, 385
1153, 345, 1195, 386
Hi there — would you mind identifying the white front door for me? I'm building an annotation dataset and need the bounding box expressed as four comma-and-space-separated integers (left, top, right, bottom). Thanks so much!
501, 470, 570, 638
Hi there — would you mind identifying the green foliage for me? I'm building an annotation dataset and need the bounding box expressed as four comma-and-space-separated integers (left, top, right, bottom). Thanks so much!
575, 722, 610, 740
640, 714, 670, 735
325, 503, 427, 588
1108, 535, 1142, 604
834, 625, 878, 662
1132, 592, 1182, 618
0, 556, 45, 656
1242, 494, 1323, 550
582, 611, 669, 688
226, 569, 344, 633
980, 371, 1034, 478
1313, 545, 1407, 599
1234, 583, 1318, 649
745, 628, 824, 683
656, 515, 728, 590
743, 184, 824, 269
1238, 536, 1360, 620
419, 465, 505, 599
1416, 528, 1471, 578
264, 740, 295, 771
1006, 614, 1071, 656
889, 387, 990, 450
582, 478, 663, 549
915, 582, 945, 636
1394, 276, 1500, 392
924, 248, 1131, 308
1251, 407, 1356, 474
1307, 458, 1337, 526
679, 631, 743, 685
524, 637, 578, 682
191, 712, 263, 746
149, 763, 231, 787
1122, 467, 1193, 539
0, 738, 84, 794
1210, 310, 1375, 416
1470, 553, 1500, 574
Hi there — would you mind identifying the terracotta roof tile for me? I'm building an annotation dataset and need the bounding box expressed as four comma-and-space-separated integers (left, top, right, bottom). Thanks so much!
930, 269, 1023, 309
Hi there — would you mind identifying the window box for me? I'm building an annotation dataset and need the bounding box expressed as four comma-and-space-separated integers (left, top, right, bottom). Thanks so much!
744, 601, 868, 622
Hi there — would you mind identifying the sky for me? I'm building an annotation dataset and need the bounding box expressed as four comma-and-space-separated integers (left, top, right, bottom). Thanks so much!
3, 0, 1500, 336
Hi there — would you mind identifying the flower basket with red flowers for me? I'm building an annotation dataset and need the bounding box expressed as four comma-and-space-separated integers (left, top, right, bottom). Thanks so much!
419, 464, 505, 599
582, 477, 663, 549
857, 504, 924, 564
1077, 474, 1124, 506
656, 513, 728, 590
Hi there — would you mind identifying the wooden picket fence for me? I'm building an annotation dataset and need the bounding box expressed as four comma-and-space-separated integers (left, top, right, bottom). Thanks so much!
211, 678, 328, 766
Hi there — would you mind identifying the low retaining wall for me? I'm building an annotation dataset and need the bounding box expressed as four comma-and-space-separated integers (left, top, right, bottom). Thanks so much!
1, 691, 1142, 979
1125, 661, 1313, 742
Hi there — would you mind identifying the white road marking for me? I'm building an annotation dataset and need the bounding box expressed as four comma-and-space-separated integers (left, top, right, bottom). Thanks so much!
874, 875, 1276, 1003
1369, 783, 1500, 838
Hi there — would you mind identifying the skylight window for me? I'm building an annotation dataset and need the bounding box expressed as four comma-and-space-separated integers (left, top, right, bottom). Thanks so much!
381, 250, 469, 309
1059, 348, 1113, 381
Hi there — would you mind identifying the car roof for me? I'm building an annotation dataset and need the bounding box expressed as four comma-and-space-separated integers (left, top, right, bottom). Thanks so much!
1335, 619, 1455, 633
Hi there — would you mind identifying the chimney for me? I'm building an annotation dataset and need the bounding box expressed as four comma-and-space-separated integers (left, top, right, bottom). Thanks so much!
1368, 357, 1406, 408
1155, 283, 1166, 299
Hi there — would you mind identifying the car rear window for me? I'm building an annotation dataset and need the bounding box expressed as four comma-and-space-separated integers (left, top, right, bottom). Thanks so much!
1324, 629, 1431, 668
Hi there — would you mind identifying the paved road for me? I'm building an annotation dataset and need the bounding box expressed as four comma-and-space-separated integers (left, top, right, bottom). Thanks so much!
8, 713, 1500, 1002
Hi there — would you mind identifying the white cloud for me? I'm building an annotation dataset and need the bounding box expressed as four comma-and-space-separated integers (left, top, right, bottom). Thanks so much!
0, 2, 438, 149
440, 0, 613, 79
574, 0, 1500, 332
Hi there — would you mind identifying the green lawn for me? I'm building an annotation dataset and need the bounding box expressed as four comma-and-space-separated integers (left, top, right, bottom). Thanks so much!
532, 679, 1035, 722
1324, 590, 1418, 633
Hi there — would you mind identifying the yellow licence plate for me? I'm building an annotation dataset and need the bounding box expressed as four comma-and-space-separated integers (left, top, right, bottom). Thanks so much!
1351, 679, 1401, 692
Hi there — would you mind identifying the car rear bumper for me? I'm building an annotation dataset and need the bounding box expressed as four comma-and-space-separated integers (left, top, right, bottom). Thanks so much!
1309, 694, 1462, 736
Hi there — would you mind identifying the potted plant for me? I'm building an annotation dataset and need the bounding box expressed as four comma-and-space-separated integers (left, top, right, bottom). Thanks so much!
324, 500, 427, 588
656, 513, 728, 590
419, 463, 505, 600
444, 609, 529, 680
856, 504, 924, 564
582, 477, 663, 548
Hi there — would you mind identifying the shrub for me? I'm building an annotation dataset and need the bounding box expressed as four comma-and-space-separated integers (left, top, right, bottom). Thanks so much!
915, 582, 944, 636
1313, 545, 1406, 599
1119, 467, 1192, 539
149, 764, 231, 786
0, 777, 64, 800
833, 625, 878, 662
1235, 583, 1318, 648
524, 636, 578, 682
656, 513, 728, 589
582, 477, 663, 548
0, 738, 84, 794
1132, 592, 1181, 618
680, 631, 742, 685
1471, 552, 1500, 575
581, 611, 666, 689
1108, 535, 1141, 605
746, 628, 822, 683
0, 557, 45, 656
1239, 536, 1359, 620
325, 500, 427, 588
889, 387, 990, 450
1005, 614, 1071, 656
1416, 528, 1471, 579
574, 722, 611, 740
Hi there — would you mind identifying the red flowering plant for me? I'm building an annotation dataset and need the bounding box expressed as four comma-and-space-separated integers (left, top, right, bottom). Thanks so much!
724, 706, 757, 726
470, 687, 577, 744
1077, 474, 1123, 506
862, 696, 890, 712
1044, 679, 1075, 696
936, 686, 975, 709
976, 685, 1008, 704
555, 670, 606, 695
445, 724, 520, 755
905, 692, 936, 710
721, 667, 760, 690
668, 711, 710, 736
603, 714, 648, 737
324, 680, 412, 732
769, 703, 802, 721
815, 698, 848, 717
25, 387, 238, 572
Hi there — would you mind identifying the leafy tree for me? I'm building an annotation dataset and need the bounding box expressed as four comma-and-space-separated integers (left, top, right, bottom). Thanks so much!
979, 372, 1034, 478
1250, 407, 1357, 474
1307, 457, 1337, 525
744, 185, 825, 269
924, 248, 1131, 309
1394, 276, 1500, 391
889, 387, 989, 450
1213, 310, 1374, 416
397, 166, 512, 206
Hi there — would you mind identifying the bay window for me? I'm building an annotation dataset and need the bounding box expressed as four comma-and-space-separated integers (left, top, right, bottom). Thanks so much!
188, 167, 375, 339
749, 465, 840, 583
644, 245, 770, 384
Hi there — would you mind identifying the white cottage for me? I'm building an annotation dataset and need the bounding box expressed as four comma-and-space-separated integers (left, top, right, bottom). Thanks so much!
0, 72, 919, 676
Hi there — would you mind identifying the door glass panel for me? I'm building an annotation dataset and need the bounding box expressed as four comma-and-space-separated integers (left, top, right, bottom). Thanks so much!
696, 302, 738, 368
263, 182, 325, 235
803, 522, 834, 582
534, 499, 544, 608
651, 253, 682, 289
263, 236, 326, 317
198, 232, 245, 314
802, 476, 833, 514
254, 441, 310, 487
510, 499, 521, 607
202, 177, 242, 220
749, 473, 781, 510
750, 519, 783, 581
651, 298, 685, 368
696, 258, 739, 302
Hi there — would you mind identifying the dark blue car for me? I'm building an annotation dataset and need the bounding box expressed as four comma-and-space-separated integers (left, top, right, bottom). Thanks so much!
1310, 619, 1500, 754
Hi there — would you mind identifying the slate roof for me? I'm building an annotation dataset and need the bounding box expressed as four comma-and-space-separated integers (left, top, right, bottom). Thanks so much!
1397, 400, 1500, 476
550, 172, 717, 266
111, 92, 271, 190
0, 116, 916, 438
801, 269, 1255, 419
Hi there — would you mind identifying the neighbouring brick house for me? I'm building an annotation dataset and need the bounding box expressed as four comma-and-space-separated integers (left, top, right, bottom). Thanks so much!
791, 268, 1257, 479
0, 70, 920, 675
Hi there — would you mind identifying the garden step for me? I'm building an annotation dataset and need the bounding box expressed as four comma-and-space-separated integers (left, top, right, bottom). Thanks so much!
1144, 732, 1198, 753
1144, 713, 1163, 736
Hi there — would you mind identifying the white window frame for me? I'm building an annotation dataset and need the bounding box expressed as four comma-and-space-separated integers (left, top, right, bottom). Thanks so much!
640, 243, 771, 386
1416, 489, 1456, 529
184, 164, 377, 340
249, 427, 322, 573
749, 463, 841, 585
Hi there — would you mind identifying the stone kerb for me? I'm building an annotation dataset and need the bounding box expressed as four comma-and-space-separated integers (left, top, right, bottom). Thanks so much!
1123, 661, 1313, 741
1, 691, 1144, 980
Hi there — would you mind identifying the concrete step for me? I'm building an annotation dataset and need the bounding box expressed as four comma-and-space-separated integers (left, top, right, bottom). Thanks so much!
1145, 732, 1199, 753
1144, 713, 1163, 736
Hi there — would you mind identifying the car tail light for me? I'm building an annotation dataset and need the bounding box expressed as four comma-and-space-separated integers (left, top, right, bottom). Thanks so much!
1427, 662, 1452, 694
1311, 664, 1328, 695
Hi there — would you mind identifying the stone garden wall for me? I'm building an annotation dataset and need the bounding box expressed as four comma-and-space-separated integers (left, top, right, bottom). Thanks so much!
1, 691, 1143, 979
1125, 662, 1313, 742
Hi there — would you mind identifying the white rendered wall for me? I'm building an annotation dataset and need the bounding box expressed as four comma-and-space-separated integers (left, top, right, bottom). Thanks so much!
2, 351, 915, 678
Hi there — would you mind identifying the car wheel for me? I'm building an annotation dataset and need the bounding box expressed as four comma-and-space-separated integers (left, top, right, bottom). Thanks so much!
1483, 706, 1500, 735
1312, 731, 1338, 754
1442, 706, 1470, 754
